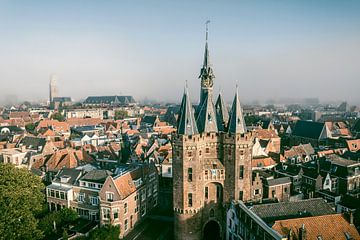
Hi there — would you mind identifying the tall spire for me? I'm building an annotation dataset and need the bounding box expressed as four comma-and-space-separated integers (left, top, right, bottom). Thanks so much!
177, 83, 198, 135
228, 85, 246, 134
215, 91, 229, 132
199, 20, 215, 106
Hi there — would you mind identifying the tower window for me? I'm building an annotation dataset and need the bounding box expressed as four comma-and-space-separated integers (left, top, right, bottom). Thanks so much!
188, 151, 192, 157
216, 185, 221, 200
206, 148, 210, 153
239, 191, 243, 201
205, 187, 208, 199
188, 168, 193, 182
188, 193, 193, 207
239, 165, 244, 179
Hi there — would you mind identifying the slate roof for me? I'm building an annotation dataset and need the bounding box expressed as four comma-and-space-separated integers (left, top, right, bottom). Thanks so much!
84, 96, 136, 105
81, 169, 113, 183
53, 168, 83, 185
18, 136, 46, 151
227, 89, 246, 134
196, 91, 218, 133
215, 92, 229, 132
292, 120, 326, 140
266, 177, 291, 186
177, 87, 198, 135
353, 119, 360, 132
0, 126, 24, 134
142, 115, 159, 126
251, 198, 335, 223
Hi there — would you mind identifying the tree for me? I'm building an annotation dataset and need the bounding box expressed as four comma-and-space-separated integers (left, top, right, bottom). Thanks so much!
38, 208, 78, 239
87, 225, 120, 240
51, 112, 65, 122
25, 123, 36, 133
62, 229, 69, 240
0, 164, 44, 240
114, 110, 128, 120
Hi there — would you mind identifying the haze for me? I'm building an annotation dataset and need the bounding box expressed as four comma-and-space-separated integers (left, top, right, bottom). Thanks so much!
1, 0, 360, 105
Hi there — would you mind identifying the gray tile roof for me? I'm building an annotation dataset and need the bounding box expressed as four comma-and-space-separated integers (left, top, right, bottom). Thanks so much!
251, 198, 335, 224
195, 91, 218, 133
215, 92, 229, 132
81, 169, 113, 183
177, 87, 198, 135
227, 89, 246, 134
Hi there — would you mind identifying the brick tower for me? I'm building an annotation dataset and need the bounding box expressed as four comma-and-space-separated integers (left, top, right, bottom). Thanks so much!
173, 24, 254, 240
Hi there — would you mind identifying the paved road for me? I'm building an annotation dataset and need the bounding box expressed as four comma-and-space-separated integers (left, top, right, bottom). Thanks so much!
123, 217, 174, 240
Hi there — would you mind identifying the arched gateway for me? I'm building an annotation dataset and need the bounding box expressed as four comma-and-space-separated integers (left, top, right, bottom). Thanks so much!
203, 220, 221, 240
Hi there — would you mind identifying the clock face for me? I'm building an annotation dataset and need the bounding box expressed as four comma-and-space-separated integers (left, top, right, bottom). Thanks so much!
202, 77, 213, 88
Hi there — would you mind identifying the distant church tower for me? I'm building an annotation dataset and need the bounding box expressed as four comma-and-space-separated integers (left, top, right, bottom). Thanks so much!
173, 23, 254, 240
49, 74, 58, 103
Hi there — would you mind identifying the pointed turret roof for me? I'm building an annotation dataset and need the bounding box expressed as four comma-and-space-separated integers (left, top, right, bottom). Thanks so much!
215, 92, 229, 132
198, 21, 215, 82
228, 87, 246, 134
177, 86, 198, 135
196, 92, 218, 133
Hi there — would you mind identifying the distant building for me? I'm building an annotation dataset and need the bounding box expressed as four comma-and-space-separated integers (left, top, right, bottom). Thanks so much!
51, 97, 72, 110
291, 120, 331, 146
83, 96, 136, 106
49, 74, 58, 103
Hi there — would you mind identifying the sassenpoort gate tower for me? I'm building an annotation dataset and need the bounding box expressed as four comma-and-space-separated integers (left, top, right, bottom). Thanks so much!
172, 23, 254, 240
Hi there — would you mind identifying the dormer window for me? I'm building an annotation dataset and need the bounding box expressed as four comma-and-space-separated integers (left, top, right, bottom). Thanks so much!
106, 192, 114, 202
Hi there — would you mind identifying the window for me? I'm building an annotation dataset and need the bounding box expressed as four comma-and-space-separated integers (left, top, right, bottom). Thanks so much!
88, 183, 96, 188
141, 190, 146, 201
147, 187, 152, 197
153, 184, 157, 193
90, 196, 99, 205
205, 187, 208, 199
56, 191, 60, 199
124, 219, 128, 231
106, 192, 114, 202
239, 191, 243, 201
284, 187, 288, 193
141, 205, 146, 216
50, 189, 55, 197
239, 165, 244, 179
272, 190, 276, 198
113, 208, 119, 219
60, 192, 65, 200
124, 203, 128, 214
167, 167, 171, 174
188, 193, 193, 207
103, 208, 110, 220
206, 148, 210, 154
188, 168, 193, 182
188, 151, 192, 157
216, 185, 221, 199
79, 193, 85, 202
255, 189, 260, 195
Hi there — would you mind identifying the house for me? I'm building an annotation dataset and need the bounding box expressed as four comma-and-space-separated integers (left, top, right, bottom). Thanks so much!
98, 163, 158, 238
264, 177, 292, 202
346, 139, 360, 152
283, 143, 315, 164
226, 198, 337, 240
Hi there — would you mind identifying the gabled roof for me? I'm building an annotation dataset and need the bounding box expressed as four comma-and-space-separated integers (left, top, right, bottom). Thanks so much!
292, 120, 327, 140
18, 136, 46, 151
227, 89, 246, 134
53, 168, 83, 185
266, 177, 291, 186
215, 92, 229, 132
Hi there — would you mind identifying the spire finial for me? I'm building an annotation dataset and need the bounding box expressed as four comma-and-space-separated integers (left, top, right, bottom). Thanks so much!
205, 20, 210, 42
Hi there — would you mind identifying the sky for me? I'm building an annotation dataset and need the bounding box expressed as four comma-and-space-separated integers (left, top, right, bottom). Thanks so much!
0, 0, 360, 105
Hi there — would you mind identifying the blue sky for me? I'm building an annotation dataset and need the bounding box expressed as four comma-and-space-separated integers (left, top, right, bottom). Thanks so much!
0, 0, 360, 104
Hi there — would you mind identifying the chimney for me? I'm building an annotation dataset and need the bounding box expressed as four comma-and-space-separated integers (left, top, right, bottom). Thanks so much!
349, 211, 354, 225
299, 224, 307, 240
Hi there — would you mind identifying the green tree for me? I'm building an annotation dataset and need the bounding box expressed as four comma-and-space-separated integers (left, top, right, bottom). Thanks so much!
0, 164, 44, 240
114, 110, 128, 120
38, 208, 78, 238
87, 225, 120, 240
51, 112, 65, 122
25, 123, 36, 133
62, 229, 69, 240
